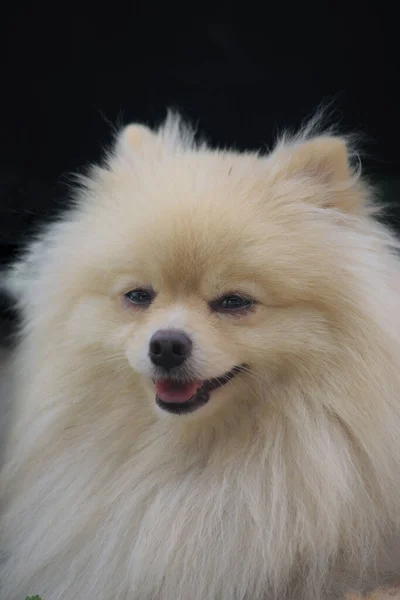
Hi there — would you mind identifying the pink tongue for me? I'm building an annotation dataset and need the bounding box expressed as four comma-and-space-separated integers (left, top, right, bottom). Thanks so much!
155, 380, 203, 404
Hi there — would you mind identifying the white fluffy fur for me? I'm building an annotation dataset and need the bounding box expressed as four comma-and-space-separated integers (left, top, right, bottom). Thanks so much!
1, 113, 400, 600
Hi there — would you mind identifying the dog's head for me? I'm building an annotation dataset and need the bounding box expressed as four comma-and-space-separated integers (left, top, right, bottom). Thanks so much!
11, 115, 384, 421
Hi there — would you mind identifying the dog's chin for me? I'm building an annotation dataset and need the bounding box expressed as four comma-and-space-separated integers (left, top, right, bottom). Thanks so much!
153, 365, 246, 415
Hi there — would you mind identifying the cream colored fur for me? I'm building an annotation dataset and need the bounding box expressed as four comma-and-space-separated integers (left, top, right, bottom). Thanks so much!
1, 113, 400, 599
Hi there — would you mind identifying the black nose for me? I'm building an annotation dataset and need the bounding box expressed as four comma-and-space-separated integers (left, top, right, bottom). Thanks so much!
149, 329, 192, 370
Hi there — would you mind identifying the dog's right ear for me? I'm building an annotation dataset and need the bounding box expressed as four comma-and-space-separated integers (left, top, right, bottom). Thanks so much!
115, 123, 157, 157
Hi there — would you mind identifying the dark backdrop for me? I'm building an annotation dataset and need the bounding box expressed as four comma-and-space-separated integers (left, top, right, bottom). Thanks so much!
1, 8, 399, 332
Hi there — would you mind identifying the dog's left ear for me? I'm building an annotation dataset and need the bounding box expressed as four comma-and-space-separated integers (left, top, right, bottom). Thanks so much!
115, 123, 157, 157
284, 137, 350, 183
273, 136, 365, 214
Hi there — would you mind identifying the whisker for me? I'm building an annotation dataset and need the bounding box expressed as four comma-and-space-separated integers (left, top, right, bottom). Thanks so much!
239, 365, 267, 386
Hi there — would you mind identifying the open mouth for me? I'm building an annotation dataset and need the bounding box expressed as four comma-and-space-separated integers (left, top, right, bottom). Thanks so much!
155, 365, 245, 415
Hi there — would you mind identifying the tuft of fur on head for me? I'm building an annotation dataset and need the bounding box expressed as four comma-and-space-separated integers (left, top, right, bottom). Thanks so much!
1, 111, 400, 600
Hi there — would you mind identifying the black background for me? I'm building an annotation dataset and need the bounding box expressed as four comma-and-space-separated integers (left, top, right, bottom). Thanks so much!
1, 8, 399, 332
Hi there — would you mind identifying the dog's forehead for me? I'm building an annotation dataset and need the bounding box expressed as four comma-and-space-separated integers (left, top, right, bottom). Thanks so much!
130, 206, 256, 286
77, 150, 305, 291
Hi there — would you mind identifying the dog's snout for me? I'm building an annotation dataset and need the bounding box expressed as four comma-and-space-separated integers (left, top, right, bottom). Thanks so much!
149, 329, 192, 370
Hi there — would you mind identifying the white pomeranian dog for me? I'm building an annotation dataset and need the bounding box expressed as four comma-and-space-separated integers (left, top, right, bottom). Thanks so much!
1, 113, 400, 600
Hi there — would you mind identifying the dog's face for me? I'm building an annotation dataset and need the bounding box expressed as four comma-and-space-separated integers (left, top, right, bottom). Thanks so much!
45, 118, 366, 420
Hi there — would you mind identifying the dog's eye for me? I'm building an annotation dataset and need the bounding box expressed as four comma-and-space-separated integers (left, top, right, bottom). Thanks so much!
125, 288, 154, 306
213, 294, 253, 312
